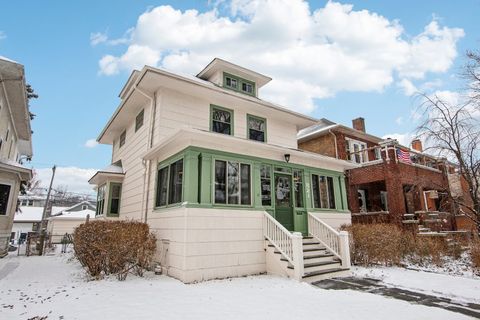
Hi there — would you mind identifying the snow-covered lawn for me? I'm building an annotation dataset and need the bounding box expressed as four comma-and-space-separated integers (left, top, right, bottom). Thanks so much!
0, 253, 478, 320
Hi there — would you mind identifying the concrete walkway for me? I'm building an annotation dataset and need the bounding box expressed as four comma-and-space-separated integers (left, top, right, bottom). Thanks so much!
0, 261, 19, 280
314, 277, 480, 319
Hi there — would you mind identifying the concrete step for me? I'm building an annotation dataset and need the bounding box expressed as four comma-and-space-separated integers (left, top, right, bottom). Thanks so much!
289, 260, 342, 273
402, 220, 420, 224
302, 268, 351, 283
424, 219, 442, 223
418, 228, 431, 232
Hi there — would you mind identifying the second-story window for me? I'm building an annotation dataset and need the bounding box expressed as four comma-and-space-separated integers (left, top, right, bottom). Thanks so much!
135, 109, 144, 132
247, 115, 266, 142
346, 139, 368, 163
119, 130, 126, 148
211, 105, 233, 135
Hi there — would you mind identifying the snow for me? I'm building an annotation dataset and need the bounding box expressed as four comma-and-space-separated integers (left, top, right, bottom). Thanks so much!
0, 252, 476, 320
14, 206, 69, 222
353, 266, 480, 304
50, 209, 95, 220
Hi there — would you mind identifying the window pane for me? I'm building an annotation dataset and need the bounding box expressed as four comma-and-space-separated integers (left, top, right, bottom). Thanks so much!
212, 109, 231, 123
212, 121, 231, 135
327, 177, 335, 209
120, 130, 126, 147
249, 130, 264, 142
168, 159, 183, 204
294, 170, 303, 208
0, 184, 11, 215
227, 162, 239, 204
319, 176, 329, 208
240, 164, 251, 205
312, 175, 320, 208
110, 184, 121, 214
135, 109, 144, 132
156, 167, 168, 207
214, 160, 226, 204
260, 165, 271, 206
96, 184, 105, 216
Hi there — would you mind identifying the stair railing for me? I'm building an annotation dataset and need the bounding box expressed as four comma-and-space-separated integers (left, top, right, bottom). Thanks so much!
307, 212, 351, 269
263, 212, 304, 280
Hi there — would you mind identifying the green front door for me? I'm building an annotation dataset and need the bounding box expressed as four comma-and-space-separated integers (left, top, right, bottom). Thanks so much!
274, 173, 294, 231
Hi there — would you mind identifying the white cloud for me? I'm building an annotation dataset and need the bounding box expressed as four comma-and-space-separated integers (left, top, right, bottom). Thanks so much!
97, 0, 464, 113
34, 166, 98, 196
397, 79, 417, 96
90, 31, 131, 47
382, 132, 414, 147
84, 138, 99, 148
90, 32, 108, 46
395, 116, 404, 125
0, 31, 6, 40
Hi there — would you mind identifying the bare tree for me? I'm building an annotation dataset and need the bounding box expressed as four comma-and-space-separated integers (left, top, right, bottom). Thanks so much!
415, 52, 480, 232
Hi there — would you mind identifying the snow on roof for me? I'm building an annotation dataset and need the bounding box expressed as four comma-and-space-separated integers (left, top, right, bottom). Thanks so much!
50, 209, 95, 220
14, 206, 69, 222
100, 163, 124, 174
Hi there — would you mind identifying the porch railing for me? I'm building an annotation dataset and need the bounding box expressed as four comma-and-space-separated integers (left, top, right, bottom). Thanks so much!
307, 212, 351, 269
263, 212, 304, 280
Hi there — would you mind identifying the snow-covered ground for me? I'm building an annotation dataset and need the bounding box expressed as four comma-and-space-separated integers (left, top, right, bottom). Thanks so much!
0, 252, 478, 320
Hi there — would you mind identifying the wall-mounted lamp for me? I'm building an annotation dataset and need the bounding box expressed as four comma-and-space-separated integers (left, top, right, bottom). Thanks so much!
284, 154, 291, 163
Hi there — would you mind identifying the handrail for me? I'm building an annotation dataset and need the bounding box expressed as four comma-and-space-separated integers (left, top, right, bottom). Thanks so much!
263, 212, 304, 279
307, 212, 351, 269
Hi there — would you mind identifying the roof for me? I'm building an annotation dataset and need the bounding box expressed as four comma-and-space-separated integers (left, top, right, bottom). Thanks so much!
97, 62, 318, 144
88, 163, 124, 185
49, 209, 95, 220
196, 58, 272, 88
53, 200, 96, 215
14, 206, 69, 222
0, 159, 32, 180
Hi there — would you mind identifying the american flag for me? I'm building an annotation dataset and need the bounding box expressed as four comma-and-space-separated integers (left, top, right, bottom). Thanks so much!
397, 148, 412, 164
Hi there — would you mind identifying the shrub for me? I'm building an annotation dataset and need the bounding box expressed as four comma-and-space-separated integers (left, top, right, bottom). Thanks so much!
471, 234, 480, 273
73, 220, 156, 280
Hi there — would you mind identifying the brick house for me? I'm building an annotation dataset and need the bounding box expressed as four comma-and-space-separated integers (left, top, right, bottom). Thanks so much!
298, 117, 459, 231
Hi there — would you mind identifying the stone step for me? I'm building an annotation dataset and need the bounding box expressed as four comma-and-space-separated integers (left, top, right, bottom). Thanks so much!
424, 219, 442, 223
302, 268, 350, 283
402, 220, 420, 224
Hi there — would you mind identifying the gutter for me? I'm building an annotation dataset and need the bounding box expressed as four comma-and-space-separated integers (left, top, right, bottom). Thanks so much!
329, 129, 338, 159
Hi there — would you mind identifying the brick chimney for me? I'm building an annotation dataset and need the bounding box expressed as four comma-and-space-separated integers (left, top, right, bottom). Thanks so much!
352, 117, 366, 133
411, 139, 423, 152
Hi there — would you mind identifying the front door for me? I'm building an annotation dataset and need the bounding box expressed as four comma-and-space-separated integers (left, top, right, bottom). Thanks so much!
274, 173, 294, 231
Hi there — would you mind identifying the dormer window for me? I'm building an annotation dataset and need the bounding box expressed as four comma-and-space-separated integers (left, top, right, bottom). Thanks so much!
225, 76, 237, 89
242, 83, 253, 94
223, 72, 256, 97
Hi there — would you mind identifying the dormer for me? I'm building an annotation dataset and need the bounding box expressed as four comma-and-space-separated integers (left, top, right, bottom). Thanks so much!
196, 58, 272, 97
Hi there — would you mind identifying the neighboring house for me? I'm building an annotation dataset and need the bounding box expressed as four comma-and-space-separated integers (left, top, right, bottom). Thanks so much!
0, 57, 33, 257
298, 117, 457, 231
12, 205, 68, 244
48, 206, 95, 243
89, 58, 355, 283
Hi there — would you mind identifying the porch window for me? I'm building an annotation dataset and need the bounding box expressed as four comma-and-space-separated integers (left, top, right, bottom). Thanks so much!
108, 183, 122, 215
311, 174, 335, 209
214, 160, 251, 205
0, 184, 11, 215
293, 170, 303, 207
211, 106, 233, 135
119, 130, 126, 148
96, 184, 106, 216
135, 109, 144, 132
247, 115, 266, 142
155, 159, 184, 207
260, 164, 272, 206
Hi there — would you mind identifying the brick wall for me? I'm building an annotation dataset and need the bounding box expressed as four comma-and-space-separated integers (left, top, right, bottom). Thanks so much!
298, 134, 336, 158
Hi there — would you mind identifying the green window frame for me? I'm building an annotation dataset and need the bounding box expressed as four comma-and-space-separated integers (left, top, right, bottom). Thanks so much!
155, 158, 184, 208
247, 114, 266, 143
210, 105, 234, 136
95, 184, 106, 216
293, 170, 304, 208
223, 72, 256, 97
214, 159, 251, 206
260, 164, 272, 207
119, 130, 126, 148
311, 174, 336, 209
107, 183, 122, 216
135, 109, 144, 132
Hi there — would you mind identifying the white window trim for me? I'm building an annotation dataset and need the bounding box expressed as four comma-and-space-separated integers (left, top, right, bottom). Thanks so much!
345, 138, 368, 163
0, 179, 15, 217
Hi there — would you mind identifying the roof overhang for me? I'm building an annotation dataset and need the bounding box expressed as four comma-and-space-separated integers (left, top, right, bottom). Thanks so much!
88, 171, 125, 186
143, 128, 359, 173
0, 159, 32, 181
197, 58, 272, 88
298, 122, 382, 144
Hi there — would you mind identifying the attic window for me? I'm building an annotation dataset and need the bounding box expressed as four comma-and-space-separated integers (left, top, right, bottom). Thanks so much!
225, 76, 237, 89
242, 83, 253, 94
223, 72, 256, 96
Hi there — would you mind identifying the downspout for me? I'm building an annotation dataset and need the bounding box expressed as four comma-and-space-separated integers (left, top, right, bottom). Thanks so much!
328, 129, 338, 159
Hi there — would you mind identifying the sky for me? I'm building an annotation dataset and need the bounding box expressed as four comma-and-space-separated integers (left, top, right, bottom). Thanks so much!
0, 0, 478, 195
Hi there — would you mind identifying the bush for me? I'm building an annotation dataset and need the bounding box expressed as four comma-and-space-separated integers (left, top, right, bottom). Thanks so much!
73, 220, 156, 280
471, 234, 480, 273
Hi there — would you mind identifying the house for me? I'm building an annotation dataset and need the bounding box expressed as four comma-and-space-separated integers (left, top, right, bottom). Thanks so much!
89, 58, 355, 283
47, 200, 96, 243
298, 117, 457, 232
0, 57, 33, 257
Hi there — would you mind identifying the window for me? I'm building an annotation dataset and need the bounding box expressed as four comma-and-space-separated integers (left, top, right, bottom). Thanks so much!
96, 184, 106, 216
5, 129, 9, 142
293, 170, 304, 207
242, 82, 253, 94
109, 183, 122, 215
211, 106, 233, 135
82, 205, 88, 210
260, 164, 272, 206
119, 130, 126, 148
214, 160, 251, 205
135, 109, 144, 132
374, 147, 382, 160
223, 73, 256, 96
21, 199, 27, 206
28, 200, 33, 206
346, 139, 368, 163
155, 159, 183, 207
247, 115, 266, 142
380, 191, 388, 211
225, 76, 238, 89
312, 174, 335, 209
0, 184, 11, 215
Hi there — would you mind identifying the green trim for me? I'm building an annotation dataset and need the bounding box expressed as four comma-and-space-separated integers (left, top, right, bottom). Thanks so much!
223, 72, 256, 97
106, 182, 122, 217
210, 104, 234, 136
246, 114, 267, 143
154, 155, 185, 209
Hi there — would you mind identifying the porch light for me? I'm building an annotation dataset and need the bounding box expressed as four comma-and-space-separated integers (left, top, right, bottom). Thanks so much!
284, 154, 291, 163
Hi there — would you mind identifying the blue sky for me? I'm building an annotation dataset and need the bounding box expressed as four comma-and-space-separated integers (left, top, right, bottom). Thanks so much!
0, 0, 478, 193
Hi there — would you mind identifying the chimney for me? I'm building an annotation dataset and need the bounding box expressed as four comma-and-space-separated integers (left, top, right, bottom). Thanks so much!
352, 117, 366, 133
411, 139, 423, 152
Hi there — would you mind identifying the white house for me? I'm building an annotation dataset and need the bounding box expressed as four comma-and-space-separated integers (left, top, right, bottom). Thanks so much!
90, 58, 356, 283
0, 57, 33, 257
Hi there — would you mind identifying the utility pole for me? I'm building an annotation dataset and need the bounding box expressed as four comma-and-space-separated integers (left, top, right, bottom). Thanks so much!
39, 165, 56, 255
